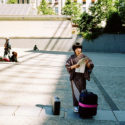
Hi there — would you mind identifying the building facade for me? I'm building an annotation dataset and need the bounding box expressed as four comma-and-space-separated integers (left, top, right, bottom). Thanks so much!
0, 0, 96, 15
46, 0, 97, 15
36, 0, 97, 15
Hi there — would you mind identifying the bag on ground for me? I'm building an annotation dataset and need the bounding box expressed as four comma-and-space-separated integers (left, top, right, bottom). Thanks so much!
79, 89, 98, 118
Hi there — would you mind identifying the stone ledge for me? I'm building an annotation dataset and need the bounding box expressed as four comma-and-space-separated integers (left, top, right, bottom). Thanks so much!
0, 37, 73, 39
0, 15, 71, 21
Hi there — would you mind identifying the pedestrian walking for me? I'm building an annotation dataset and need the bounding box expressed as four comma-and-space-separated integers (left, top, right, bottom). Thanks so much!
4, 38, 11, 58
65, 42, 94, 112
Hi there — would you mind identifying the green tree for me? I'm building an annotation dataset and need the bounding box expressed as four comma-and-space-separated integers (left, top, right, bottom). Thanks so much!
7, 0, 17, 4
38, 0, 55, 15
78, 0, 120, 40
89, 0, 117, 26
78, 12, 103, 40
105, 11, 122, 33
118, 0, 125, 24
104, 0, 124, 33
62, 0, 81, 23
62, 0, 72, 15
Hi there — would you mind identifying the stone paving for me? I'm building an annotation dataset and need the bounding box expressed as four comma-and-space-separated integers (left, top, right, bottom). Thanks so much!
0, 48, 125, 125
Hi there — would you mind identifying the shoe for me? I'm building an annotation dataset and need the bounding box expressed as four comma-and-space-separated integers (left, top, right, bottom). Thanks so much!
73, 106, 78, 113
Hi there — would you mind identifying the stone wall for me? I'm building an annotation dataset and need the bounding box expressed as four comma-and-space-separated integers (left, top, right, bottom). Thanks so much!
0, 16, 72, 39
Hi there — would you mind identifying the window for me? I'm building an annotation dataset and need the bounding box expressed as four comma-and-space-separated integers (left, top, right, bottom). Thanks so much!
18, 0, 29, 3
91, 0, 95, 4
48, 0, 52, 4
24, 0, 28, 3
55, 7, 58, 14
83, 0, 86, 4
83, 7, 86, 12
55, 0, 58, 4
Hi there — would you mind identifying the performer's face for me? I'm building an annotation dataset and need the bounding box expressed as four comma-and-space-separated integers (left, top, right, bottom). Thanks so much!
75, 48, 82, 56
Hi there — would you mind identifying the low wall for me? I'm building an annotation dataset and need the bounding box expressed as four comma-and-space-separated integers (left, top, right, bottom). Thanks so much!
82, 34, 125, 53
0, 15, 72, 39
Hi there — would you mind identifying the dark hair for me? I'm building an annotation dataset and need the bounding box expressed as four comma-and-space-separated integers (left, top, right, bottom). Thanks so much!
12, 51, 17, 57
72, 42, 82, 51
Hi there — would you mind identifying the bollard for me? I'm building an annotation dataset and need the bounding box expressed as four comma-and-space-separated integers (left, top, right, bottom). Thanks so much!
52, 96, 61, 115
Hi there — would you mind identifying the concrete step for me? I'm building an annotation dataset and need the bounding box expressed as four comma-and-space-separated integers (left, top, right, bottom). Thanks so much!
0, 105, 125, 122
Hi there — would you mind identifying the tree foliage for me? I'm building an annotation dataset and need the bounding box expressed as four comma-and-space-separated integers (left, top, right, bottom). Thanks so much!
118, 0, 125, 24
104, 12, 122, 33
62, 0, 81, 23
38, 0, 55, 15
78, 12, 103, 40
104, 0, 124, 33
78, 0, 124, 40
7, 0, 17, 4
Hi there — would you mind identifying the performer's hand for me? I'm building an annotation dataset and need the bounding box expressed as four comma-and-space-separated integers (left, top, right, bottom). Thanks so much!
86, 62, 94, 69
75, 64, 80, 68
85, 58, 89, 64
70, 64, 80, 69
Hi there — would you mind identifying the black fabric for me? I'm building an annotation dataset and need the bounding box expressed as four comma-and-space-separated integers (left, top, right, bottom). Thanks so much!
72, 42, 82, 51
79, 90, 98, 118
9, 55, 17, 62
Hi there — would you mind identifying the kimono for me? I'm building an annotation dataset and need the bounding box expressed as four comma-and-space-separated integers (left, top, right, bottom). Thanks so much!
65, 53, 94, 106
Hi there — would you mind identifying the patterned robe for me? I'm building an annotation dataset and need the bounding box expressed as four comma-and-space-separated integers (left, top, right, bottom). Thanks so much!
65, 53, 94, 106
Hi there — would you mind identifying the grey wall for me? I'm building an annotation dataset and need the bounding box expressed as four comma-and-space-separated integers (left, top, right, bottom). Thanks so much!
82, 34, 125, 53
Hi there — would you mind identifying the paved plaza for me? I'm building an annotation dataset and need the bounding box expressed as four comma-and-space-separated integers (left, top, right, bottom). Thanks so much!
0, 47, 125, 125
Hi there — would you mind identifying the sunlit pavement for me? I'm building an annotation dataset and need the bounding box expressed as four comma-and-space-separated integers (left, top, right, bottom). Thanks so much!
0, 48, 125, 125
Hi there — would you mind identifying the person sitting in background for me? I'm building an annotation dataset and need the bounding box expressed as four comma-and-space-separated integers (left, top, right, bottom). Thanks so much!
9, 51, 18, 62
0, 51, 18, 62
33, 45, 39, 51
